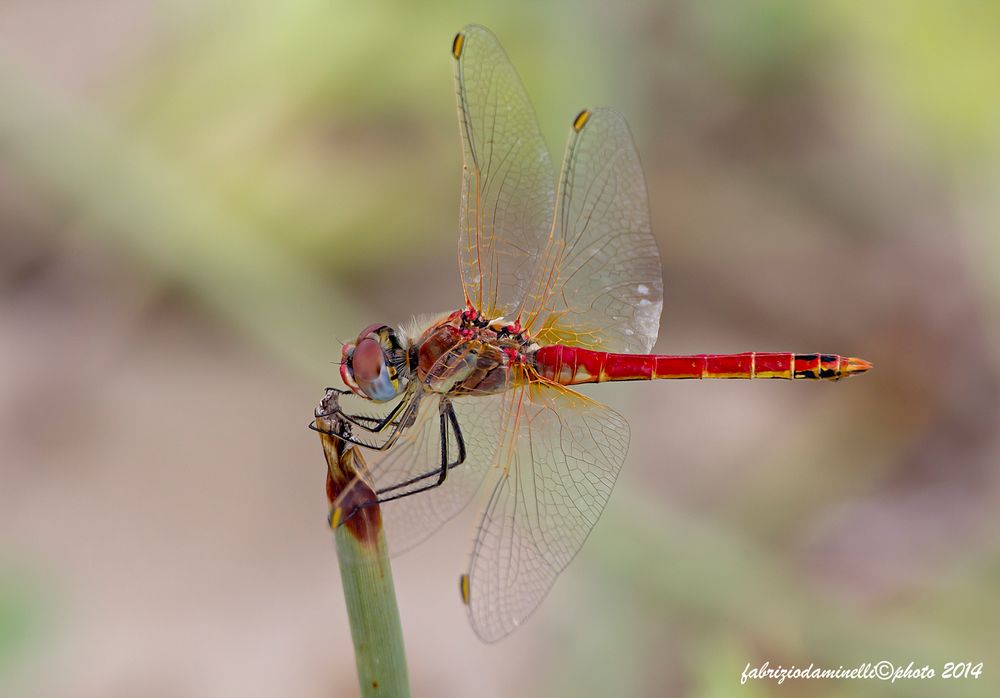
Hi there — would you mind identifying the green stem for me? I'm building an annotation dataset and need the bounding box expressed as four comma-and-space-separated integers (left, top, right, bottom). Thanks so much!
315, 397, 410, 698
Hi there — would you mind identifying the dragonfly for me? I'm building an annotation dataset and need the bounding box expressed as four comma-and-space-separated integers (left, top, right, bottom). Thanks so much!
312, 24, 871, 642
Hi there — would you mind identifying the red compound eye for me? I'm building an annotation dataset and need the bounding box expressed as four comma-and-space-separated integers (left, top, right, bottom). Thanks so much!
352, 337, 385, 384
341, 325, 402, 402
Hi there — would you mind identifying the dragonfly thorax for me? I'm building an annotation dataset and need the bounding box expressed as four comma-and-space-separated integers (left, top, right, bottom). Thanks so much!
414, 308, 530, 397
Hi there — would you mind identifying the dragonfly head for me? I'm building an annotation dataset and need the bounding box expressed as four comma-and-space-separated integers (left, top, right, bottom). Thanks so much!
341, 324, 408, 402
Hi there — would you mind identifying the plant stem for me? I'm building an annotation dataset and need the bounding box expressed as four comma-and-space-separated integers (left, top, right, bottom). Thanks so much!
315, 394, 410, 698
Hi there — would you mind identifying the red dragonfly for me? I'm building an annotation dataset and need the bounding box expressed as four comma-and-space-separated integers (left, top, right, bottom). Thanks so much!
313, 25, 870, 642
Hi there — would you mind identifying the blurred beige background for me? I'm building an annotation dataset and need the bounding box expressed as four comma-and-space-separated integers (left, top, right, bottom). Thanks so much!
2, 1, 999, 697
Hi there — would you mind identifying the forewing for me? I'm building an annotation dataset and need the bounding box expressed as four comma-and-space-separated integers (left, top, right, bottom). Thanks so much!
521, 108, 663, 353
452, 25, 556, 318
462, 372, 629, 641
333, 391, 504, 555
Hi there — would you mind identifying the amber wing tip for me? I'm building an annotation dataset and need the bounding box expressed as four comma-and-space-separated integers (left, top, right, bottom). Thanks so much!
843, 357, 872, 376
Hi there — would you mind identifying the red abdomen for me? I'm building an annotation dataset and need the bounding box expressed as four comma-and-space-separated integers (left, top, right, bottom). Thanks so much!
532, 346, 871, 383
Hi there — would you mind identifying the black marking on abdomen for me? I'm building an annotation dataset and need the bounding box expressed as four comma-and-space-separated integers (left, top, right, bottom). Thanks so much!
794, 353, 820, 380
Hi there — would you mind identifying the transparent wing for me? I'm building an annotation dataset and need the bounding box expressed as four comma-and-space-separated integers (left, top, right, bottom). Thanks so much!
333, 390, 504, 555
379, 393, 505, 553
521, 108, 663, 353
452, 24, 556, 318
462, 370, 629, 642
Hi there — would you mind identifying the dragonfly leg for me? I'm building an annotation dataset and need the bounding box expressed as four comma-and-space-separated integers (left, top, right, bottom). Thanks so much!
311, 387, 420, 449
376, 400, 466, 503
309, 415, 409, 452
339, 395, 410, 434
349, 414, 405, 430
313, 387, 410, 435
331, 401, 469, 528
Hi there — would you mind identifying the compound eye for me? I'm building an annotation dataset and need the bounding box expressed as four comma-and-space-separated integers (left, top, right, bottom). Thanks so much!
351, 337, 398, 402
352, 337, 385, 383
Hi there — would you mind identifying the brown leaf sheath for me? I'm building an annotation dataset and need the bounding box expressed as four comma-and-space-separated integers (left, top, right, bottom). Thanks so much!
316, 415, 383, 547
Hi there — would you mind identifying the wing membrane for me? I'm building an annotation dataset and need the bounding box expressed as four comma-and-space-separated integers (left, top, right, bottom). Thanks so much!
453, 24, 556, 318
522, 108, 663, 353
462, 371, 629, 641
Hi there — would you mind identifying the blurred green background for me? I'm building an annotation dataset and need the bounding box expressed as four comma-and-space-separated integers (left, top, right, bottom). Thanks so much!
2, 1, 998, 696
